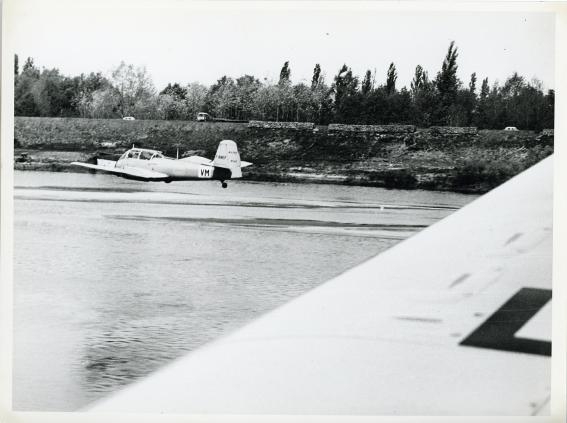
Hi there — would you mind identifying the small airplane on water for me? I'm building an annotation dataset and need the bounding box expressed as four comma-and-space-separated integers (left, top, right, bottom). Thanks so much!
71, 140, 251, 188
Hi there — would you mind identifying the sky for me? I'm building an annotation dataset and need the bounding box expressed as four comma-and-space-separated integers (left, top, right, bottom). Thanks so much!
8, 0, 556, 92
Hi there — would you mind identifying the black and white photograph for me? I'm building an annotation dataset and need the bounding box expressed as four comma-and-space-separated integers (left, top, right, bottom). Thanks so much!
1, 0, 565, 420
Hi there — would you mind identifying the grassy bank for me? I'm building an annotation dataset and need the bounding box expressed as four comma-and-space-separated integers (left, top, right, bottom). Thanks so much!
14, 117, 553, 193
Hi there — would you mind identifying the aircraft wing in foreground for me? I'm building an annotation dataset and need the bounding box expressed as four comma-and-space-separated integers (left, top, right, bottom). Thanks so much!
89, 156, 554, 415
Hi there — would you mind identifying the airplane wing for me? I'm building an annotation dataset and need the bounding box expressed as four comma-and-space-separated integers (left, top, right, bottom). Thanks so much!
71, 162, 170, 182
89, 156, 553, 415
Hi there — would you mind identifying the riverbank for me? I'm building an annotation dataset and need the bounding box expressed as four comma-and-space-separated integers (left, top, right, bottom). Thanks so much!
14, 117, 553, 193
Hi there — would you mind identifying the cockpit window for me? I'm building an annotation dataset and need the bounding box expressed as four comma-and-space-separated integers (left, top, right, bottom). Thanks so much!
139, 151, 153, 160
151, 152, 163, 160
127, 150, 140, 159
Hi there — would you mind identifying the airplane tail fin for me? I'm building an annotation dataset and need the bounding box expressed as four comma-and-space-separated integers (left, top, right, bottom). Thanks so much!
212, 140, 245, 179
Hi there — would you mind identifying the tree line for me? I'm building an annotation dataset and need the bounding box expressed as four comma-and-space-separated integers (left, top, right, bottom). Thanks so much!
14, 42, 554, 130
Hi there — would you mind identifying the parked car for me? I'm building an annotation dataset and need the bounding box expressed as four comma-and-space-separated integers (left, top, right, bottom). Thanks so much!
504, 126, 519, 131
123, 116, 135, 121
197, 112, 212, 122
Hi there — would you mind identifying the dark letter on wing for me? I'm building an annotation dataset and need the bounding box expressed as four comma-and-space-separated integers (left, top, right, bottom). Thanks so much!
460, 288, 551, 356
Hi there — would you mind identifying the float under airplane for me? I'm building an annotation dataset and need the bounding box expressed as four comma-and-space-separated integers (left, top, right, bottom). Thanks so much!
71, 140, 251, 188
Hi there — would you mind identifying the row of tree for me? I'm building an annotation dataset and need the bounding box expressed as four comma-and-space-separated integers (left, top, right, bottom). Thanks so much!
14, 42, 554, 130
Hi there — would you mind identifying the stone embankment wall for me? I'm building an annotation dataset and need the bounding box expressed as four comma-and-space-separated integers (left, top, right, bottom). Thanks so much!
248, 121, 315, 130
15, 116, 554, 163
407, 126, 478, 149
327, 124, 416, 134
15, 117, 553, 155
428, 126, 478, 135
407, 126, 554, 150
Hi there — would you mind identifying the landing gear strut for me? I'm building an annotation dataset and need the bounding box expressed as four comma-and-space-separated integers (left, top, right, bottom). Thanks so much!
221, 182, 228, 189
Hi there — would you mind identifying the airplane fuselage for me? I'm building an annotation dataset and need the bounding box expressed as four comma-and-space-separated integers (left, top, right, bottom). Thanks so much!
112, 148, 233, 182
116, 156, 216, 181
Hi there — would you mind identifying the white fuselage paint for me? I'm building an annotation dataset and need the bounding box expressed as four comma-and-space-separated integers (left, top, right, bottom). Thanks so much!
116, 157, 215, 180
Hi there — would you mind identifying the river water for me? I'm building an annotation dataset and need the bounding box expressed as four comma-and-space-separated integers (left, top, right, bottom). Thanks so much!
13, 171, 476, 411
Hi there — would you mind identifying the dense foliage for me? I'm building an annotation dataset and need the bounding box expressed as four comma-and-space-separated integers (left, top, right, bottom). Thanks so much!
14, 42, 554, 129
